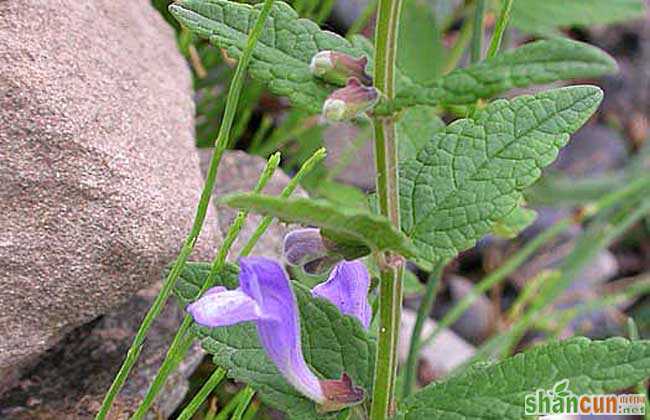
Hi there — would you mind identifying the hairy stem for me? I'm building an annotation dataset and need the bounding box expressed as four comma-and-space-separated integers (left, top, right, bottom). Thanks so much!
95, 3, 276, 417
369, 0, 404, 418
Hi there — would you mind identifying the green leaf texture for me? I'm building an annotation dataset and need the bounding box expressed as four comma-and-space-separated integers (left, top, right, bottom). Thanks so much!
397, 105, 446, 162
400, 86, 603, 264
399, 337, 650, 419
396, 39, 617, 109
221, 193, 418, 258
174, 263, 375, 419
512, 0, 646, 36
170, 2, 616, 113
172, 262, 239, 306
169, 0, 364, 114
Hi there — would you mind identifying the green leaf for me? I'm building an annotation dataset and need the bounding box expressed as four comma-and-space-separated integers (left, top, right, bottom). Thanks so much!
221, 193, 418, 258
397, 106, 446, 162
511, 0, 646, 36
174, 264, 376, 420
396, 39, 617, 109
171, 2, 617, 115
172, 262, 240, 306
400, 86, 603, 264
399, 337, 650, 419
492, 206, 538, 239
169, 0, 365, 114
397, 0, 446, 84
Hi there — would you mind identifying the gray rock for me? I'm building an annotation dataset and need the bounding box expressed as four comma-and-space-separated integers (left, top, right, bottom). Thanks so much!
323, 123, 375, 191
399, 309, 476, 381
551, 124, 628, 177
446, 275, 497, 343
199, 149, 308, 259
0, 0, 220, 371
0, 283, 205, 419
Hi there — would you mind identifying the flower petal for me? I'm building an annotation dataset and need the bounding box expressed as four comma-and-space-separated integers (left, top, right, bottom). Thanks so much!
187, 287, 262, 328
312, 261, 372, 329
283, 228, 341, 275
238, 257, 325, 403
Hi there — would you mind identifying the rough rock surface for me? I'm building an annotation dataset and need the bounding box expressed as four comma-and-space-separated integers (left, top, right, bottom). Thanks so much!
399, 309, 476, 380
323, 123, 376, 191
199, 149, 308, 259
0, 0, 220, 371
0, 283, 205, 419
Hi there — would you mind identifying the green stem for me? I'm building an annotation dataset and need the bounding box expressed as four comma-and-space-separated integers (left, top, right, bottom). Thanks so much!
132, 153, 280, 419
470, 0, 486, 63
95, 3, 277, 418
417, 217, 572, 351
231, 386, 256, 420
402, 263, 445, 398
211, 389, 247, 420
442, 13, 474, 74
346, 0, 379, 37
176, 368, 226, 420
486, 0, 513, 58
315, 0, 336, 23
240, 147, 326, 256
133, 148, 323, 418
369, 0, 403, 418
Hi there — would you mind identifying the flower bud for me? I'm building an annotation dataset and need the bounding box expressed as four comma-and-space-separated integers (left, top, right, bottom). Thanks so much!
309, 51, 372, 86
283, 228, 341, 275
322, 79, 379, 122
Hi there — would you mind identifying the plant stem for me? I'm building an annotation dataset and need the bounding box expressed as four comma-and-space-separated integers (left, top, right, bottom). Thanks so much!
132, 153, 280, 418
315, 0, 336, 23
369, 0, 404, 418
176, 368, 226, 420
402, 263, 444, 398
134, 148, 324, 417
231, 386, 256, 420
470, 0, 486, 63
417, 217, 572, 351
97, 2, 278, 417
486, 0, 513, 58
346, 0, 379, 37
442, 15, 474, 74
240, 147, 326, 256
95, 1, 274, 412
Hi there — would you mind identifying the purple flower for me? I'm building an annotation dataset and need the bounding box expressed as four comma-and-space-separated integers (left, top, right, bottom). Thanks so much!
283, 228, 341, 275
312, 261, 372, 329
187, 257, 364, 411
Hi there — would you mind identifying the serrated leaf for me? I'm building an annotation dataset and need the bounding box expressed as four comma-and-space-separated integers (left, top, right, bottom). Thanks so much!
400, 86, 603, 264
512, 0, 646, 36
169, 0, 365, 114
171, 2, 617, 114
396, 39, 617, 109
173, 265, 375, 420
397, 106, 446, 162
399, 337, 650, 419
221, 193, 418, 258
492, 206, 538, 239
